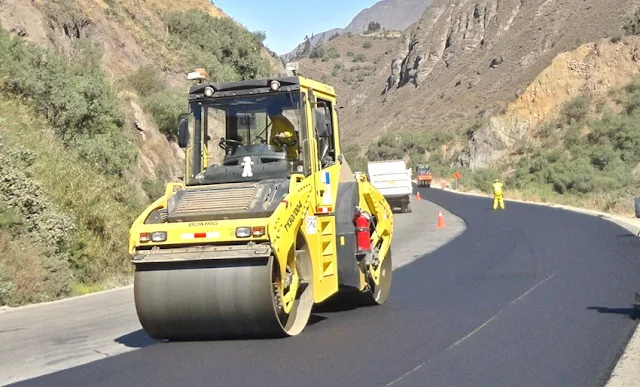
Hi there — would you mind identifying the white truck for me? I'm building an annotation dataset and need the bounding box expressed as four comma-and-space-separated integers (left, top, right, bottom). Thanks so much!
367, 160, 413, 213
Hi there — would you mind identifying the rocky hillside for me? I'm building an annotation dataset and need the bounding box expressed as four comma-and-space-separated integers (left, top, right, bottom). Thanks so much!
458, 35, 640, 214
336, 0, 640, 144
0, 0, 285, 306
281, 0, 433, 61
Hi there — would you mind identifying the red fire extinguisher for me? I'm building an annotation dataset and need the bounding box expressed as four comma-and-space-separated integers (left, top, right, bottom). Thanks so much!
354, 207, 372, 254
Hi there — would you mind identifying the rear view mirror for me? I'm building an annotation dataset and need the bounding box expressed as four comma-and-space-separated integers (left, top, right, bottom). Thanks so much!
178, 117, 189, 148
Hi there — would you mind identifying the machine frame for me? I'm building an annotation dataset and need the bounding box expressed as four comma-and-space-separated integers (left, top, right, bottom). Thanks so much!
127, 72, 394, 340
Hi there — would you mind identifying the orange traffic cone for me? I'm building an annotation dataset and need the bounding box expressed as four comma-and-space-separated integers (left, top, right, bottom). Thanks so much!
437, 209, 446, 228
416, 191, 421, 200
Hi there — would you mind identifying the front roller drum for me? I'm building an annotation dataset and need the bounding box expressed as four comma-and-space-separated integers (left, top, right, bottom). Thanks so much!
133, 253, 313, 341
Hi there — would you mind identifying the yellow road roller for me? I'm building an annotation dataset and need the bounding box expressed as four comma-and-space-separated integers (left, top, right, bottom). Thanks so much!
128, 70, 394, 340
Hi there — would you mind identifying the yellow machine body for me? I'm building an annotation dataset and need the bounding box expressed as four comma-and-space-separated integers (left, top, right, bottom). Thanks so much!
128, 74, 394, 340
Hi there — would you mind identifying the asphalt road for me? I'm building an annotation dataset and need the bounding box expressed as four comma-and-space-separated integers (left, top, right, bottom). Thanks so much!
6, 188, 640, 387
0, 192, 464, 386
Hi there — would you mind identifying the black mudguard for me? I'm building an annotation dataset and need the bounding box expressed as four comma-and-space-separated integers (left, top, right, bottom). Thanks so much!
334, 181, 361, 289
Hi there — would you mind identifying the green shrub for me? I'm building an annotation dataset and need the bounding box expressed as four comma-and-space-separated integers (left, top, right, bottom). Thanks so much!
473, 79, 640, 208
0, 23, 150, 303
353, 53, 366, 63
127, 65, 167, 96
623, 8, 640, 35
366, 22, 381, 34
324, 46, 340, 60
363, 41, 372, 49
560, 95, 590, 124
142, 87, 189, 137
164, 9, 271, 81
0, 26, 136, 177
0, 141, 75, 299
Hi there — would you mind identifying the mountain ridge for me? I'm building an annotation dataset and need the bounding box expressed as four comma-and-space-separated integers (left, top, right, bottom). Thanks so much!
280, 0, 432, 61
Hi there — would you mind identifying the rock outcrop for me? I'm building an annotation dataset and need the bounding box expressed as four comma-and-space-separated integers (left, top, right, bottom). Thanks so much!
466, 36, 640, 169
337, 0, 640, 146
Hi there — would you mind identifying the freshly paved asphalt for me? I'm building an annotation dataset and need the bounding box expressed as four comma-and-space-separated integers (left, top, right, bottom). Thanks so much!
8, 188, 640, 387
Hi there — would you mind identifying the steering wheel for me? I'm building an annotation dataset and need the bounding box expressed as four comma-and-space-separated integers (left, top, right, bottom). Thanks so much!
218, 138, 243, 151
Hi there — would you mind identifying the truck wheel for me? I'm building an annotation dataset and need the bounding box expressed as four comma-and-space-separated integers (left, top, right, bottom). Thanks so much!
406, 202, 412, 213
426, 181, 431, 188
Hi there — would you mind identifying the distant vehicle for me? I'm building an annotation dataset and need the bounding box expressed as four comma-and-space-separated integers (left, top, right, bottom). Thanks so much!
415, 164, 432, 187
367, 160, 413, 213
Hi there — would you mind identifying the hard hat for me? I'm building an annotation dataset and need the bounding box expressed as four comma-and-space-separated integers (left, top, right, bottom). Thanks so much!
494, 179, 499, 183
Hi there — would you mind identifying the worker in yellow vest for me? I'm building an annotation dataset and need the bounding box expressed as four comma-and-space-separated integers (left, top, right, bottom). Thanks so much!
492, 179, 505, 210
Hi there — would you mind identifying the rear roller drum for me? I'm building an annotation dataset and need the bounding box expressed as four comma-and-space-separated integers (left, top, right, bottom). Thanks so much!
133, 239, 314, 340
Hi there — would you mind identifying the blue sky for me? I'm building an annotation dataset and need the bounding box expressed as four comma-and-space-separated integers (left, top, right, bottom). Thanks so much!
212, 0, 378, 55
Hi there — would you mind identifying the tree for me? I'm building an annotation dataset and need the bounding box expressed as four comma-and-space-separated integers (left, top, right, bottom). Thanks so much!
366, 21, 381, 33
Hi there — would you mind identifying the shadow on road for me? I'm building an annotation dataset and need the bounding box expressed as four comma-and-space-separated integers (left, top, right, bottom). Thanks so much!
586, 305, 640, 321
115, 330, 160, 349
616, 233, 640, 238
308, 314, 328, 325
114, 313, 329, 347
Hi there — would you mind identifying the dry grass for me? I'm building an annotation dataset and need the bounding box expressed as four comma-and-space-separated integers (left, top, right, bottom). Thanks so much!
140, 0, 227, 17
0, 232, 49, 305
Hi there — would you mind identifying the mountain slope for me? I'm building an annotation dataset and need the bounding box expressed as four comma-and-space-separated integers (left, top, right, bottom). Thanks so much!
0, 0, 284, 306
343, 0, 433, 33
281, 0, 433, 61
337, 0, 640, 144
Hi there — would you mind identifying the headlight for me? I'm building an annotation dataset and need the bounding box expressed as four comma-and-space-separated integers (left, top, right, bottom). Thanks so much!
204, 86, 214, 97
236, 227, 251, 238
151, 231, 167, 242
140, 231, 167, 243
270, 80, 280, 91
236, 227, 266, 238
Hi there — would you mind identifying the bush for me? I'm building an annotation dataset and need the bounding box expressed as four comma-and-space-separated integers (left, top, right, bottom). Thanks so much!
127, 65, 167, 96
363, 41, 372, 49
477, 78, 640, 209
353, 53, 367, 63
0, 26, 136, 176
560, 95, 590, 124
366, 133, 404, 161
164, 9, 271, 81
325, 46, 340, 59
310, 45, 325, 59
142, 87, 189, 137
623, 8, 640, 35
0, 141, 75, 301
366, 21, 381, 34
0, 25, 150, 304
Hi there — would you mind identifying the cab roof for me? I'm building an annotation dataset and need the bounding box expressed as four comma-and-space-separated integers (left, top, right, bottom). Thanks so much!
188, 75, 336, 100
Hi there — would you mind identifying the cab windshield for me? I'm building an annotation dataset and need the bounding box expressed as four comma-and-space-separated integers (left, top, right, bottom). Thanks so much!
184, 92, 306, 186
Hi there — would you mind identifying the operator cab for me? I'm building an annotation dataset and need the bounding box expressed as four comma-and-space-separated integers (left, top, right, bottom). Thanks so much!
415, 164, 431, 174
178, 88, 305, 186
